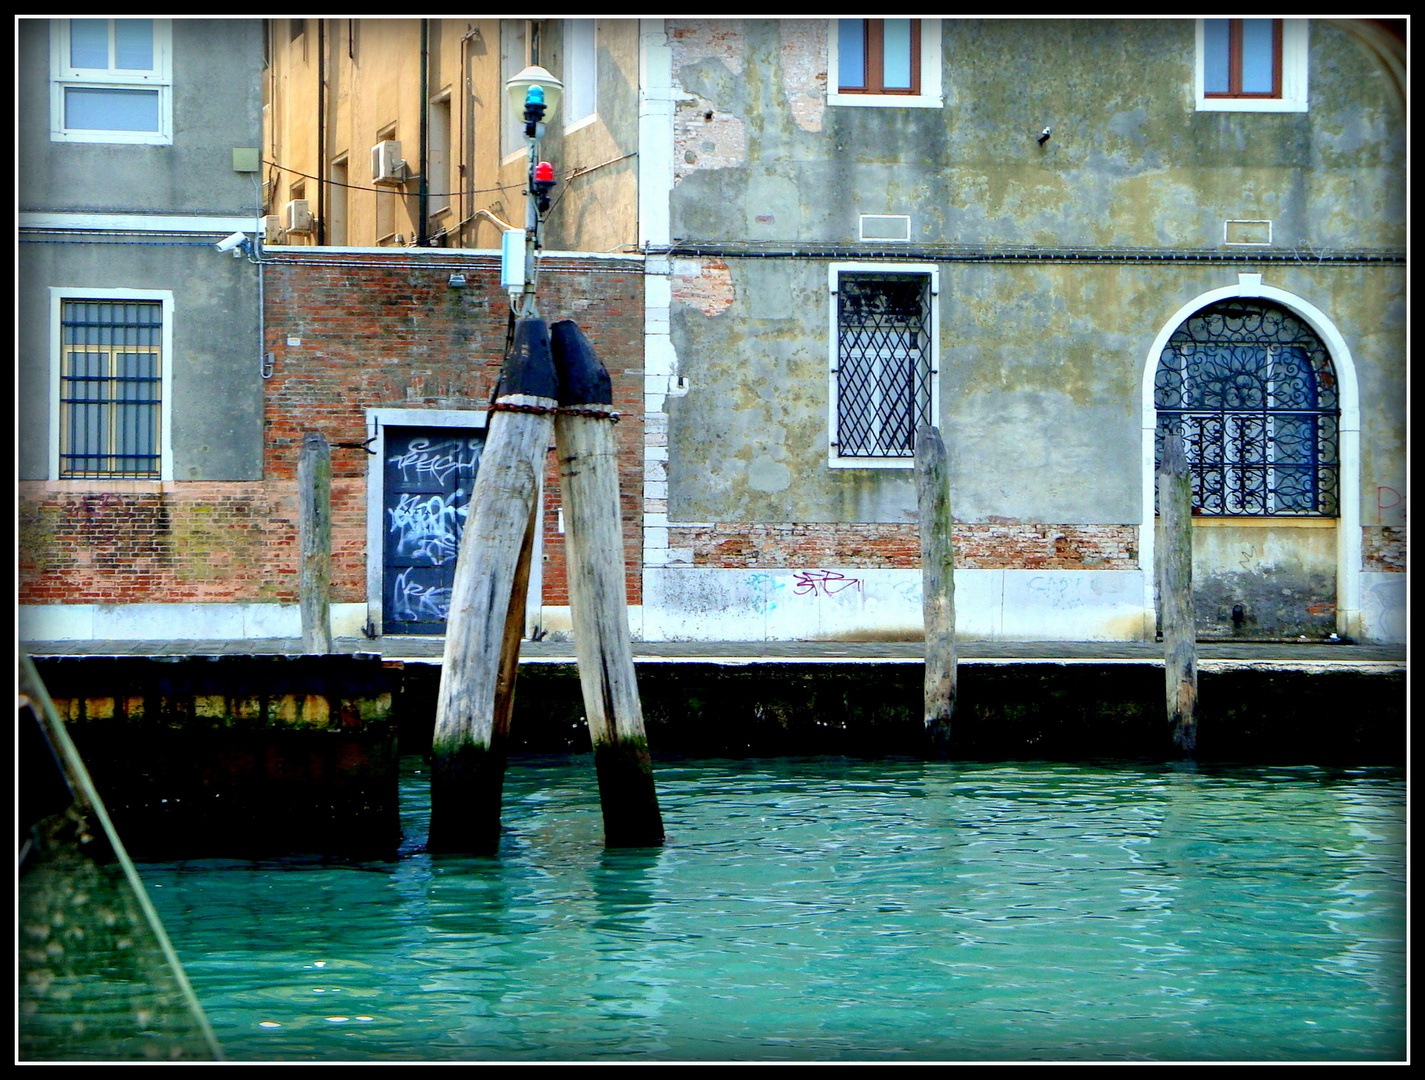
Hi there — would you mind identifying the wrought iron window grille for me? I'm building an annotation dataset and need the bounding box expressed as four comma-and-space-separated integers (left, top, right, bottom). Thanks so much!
1154, 299, 1339, 516
835, 274, 932, 458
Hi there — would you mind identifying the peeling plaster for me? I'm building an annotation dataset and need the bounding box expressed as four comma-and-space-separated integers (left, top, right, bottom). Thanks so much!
778, 20, 826, 133
675, 96, 749, 182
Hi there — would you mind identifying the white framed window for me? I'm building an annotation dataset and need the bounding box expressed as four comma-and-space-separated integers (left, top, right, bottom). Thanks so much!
829, 19, 942, 109
50, 288, 175, 482
827, 264, 939, 468
50, 19, 172, 144
1195, 18, 1308, 113
428, 94, 453, 218
563, 19, 598, 131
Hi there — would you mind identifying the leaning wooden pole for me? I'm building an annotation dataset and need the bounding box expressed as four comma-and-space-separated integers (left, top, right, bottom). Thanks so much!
298, 430, 333, 654
550, 320, 664, 847
429, 319, 558, 855
915, 424, 956, 756
1158, 431, 1198, 756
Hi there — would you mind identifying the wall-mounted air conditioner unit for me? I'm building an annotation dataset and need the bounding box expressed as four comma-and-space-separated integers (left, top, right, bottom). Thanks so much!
284, 199, 314, 235
262, 215, 282, 243
371, 140, 406, 184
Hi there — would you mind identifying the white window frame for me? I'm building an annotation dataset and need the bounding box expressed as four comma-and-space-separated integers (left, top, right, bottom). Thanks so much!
49, 19, 173, 144
49, 287, 176, 484
563, 19, 598, 133
828, 19, 942, 109
1195, 18, 1309, 113
827, 263, 940, 469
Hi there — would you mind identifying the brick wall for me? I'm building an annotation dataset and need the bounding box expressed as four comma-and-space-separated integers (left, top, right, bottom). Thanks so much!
1363, 526, 1406, 573
18, 251, 646, 612
18, 483, 290, 603
264, 250, 647, 607
671, 522, 1140, 571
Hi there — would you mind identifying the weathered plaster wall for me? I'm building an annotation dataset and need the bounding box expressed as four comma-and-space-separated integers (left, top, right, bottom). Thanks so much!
665, 20, 1404, 251
654, 19, 1403, 642
666, 259, 1404, 535
18, 19, 263, 217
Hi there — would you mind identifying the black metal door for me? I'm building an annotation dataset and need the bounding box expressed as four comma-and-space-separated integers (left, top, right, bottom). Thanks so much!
382, 427, 484, 634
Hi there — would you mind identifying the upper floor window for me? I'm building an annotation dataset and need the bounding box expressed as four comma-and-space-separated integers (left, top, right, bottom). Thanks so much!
1154, 300, 1339, 516
829, 19, 942, 109
838, 19, 919, 95
50, 19, 172, 144
1196, 18, 1308, 113
563, 19, 597, 131
828, 264, 939, 468
1203, 18, 1280, 98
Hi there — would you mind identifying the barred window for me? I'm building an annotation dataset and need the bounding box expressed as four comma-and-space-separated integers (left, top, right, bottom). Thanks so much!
831, 269, 935, 465
59, 300, 163, 478
1154, 299, 1339, 516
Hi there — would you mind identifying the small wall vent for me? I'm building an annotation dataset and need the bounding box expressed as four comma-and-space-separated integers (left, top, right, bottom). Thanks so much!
860, 214, 911, 242
1224, 219, 1273, 246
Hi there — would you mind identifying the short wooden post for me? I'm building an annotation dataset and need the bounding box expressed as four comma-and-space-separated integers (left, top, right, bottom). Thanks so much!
550, 320, 664, 847
298, 431, 332, 654
915, 424, 956, 756
429, 319, 558, 855
1158, 432, 1198, 756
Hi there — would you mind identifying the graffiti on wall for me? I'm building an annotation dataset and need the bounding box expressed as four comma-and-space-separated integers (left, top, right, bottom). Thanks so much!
390, 436, 482, 486
387, 492, 467, 564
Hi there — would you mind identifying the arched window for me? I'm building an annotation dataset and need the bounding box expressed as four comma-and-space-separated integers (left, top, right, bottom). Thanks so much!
1154, 299, 1339, 516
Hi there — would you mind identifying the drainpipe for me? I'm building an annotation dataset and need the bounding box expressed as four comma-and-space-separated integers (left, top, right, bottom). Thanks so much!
418, 19, 430, 247
317, 20, 327, 246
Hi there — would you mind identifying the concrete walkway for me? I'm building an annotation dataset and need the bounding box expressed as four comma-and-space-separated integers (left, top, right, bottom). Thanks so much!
21, 637, 1407, 673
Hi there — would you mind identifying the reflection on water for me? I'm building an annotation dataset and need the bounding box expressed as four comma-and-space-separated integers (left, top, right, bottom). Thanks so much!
138, 758, 1405, 1063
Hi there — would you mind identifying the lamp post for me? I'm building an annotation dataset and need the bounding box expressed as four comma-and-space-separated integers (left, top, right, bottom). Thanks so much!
428, 64, 564, 855
504, 65, 563, 318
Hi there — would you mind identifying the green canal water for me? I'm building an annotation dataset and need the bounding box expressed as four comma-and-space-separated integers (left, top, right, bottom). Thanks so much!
137, 757, 1406, 1063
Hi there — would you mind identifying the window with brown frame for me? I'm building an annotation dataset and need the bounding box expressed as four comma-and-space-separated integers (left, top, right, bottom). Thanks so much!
1203, 18, 1282, 99
836, 19, 921, 96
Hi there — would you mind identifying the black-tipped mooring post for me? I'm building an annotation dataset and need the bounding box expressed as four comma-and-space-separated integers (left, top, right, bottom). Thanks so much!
915, 424, 956, 756
550, 320, 664, 847
429, 319, 558, 855
1158, 432, 1198, 756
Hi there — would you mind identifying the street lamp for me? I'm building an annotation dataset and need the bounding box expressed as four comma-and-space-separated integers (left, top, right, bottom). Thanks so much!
504, 65, 563, 318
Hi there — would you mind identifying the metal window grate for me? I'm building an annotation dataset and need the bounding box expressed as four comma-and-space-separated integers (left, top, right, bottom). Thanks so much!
59, 300, 162, 478
836, 274, 932, 458
1154, 299, 1339, 516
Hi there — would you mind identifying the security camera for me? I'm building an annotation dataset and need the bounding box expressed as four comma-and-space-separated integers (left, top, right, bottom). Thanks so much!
215, 231, 248, 253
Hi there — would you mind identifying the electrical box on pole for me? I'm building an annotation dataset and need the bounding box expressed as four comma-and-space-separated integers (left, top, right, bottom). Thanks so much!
501, 229, 527, 296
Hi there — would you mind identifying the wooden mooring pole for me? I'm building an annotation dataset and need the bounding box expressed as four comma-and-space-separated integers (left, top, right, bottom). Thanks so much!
429, 319, 558, 855
298, 431, 332, 655
915, 424, 956, 756
550, 320, 664, 847
1158, 432, 1198, 756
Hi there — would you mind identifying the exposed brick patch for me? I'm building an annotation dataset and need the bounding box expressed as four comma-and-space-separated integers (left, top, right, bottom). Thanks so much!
1363, 526, 1406, 572
671, 522, 1140, 571
671, 258, 735, 317
778, 20, 826, 133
